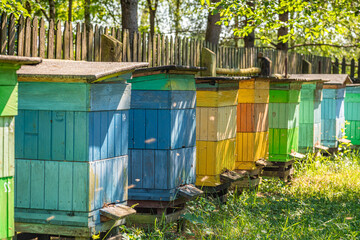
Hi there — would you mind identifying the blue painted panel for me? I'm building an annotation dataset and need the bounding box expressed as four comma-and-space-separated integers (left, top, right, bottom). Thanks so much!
16, 110, 128, 162
128, 147, 196, 201
346, 86, 360, 94
321, 99, 337, 120
129, 109, 195, 150
128, 188, 177, 201
322, 88, 345, 99
90, 83, 131, 111
131, 90, 196, 109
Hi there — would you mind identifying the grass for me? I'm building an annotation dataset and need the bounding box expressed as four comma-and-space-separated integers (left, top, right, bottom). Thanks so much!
118, 146, 360, 239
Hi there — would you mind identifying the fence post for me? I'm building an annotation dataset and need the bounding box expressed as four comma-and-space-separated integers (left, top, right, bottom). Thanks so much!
333, 58, 339, 74
351, 58, 355, 78
302, 59, 312, 74
342, 57, 346, 74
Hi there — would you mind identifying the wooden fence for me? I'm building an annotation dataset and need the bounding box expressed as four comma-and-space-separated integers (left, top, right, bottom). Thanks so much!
0, 12, 333, 74
333, 57, 360, 81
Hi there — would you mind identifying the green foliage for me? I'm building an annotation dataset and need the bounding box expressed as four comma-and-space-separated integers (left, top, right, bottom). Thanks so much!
0, 0, 30, 18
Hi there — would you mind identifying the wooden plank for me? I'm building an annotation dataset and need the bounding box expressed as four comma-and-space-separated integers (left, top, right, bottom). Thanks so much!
47, 19, 54, 59
81, 23, 87, 60
17, 15, 25, 56
94, 25, 100, 62
0, 12, 7, 54
137, 32, 142, 62
63, 21, 70, 59
87, 24, 94, 61
122, 30, 127, 62
8, 14, 15, 55
38, 18, 46, 58
24, 17, 31, 57
165, 36, 170, 65
142, 32, 147, 62
132, 32, 138, 62
55, 20, 62, 59
178, 185, 203, 199
100, 204, 136, 221
126, 29, 131, 61
75, 23, 81, 60
161, 35, 165, 65
31, 17, 38, 57
69, 22, 74, 60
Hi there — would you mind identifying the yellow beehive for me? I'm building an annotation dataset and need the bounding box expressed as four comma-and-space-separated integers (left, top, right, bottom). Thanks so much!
236, 78, 270, 170
195, 77, 241, 187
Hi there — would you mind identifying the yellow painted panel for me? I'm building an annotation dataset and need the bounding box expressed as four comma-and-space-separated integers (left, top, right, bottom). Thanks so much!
196, 138, 236, 187
195, 175, 221, 187
255, 80, 270, 90
239, 80, 255, 89
254, 89, 269, 103
197, 90, 238, 107
238, 89, 255, 103
235, 132, 268, 170
196, 106, 236, 141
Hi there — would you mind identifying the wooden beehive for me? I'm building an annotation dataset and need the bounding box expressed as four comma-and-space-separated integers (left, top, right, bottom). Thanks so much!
345, 84, 360, 145
0, 55, 41, 240
236, 78, 269, 170
291, 74, 352, 148
289, 76, 325, 153
14, 60, 147, 237
268, 79, 303, 162
128, 66, 201, 201
195, 77, 239, 186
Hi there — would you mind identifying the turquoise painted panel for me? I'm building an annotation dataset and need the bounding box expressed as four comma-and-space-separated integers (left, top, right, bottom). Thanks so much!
128, 147, 196, 201
129, 74, 196, 91
346, 120, 360, 145
345, 102, 360, 121
322, 88, 345, 99
15, 156, 127, 215
299, 123, 314, 150
19, 82, 130, 111
131, 90, 196, 109
15, 110, 128, 161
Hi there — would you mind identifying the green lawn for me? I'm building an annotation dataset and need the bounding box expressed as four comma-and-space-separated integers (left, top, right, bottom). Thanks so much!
119, 147, 360, 239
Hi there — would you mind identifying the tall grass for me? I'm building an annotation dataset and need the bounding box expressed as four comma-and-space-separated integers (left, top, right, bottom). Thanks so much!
120, 148, 360, 239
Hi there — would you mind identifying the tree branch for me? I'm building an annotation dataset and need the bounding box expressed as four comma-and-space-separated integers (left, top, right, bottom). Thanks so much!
34, 0, 50, 21
289, 43, 360, 49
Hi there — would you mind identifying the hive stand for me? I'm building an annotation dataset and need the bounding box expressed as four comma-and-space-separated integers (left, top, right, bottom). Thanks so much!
263, 77, 307, 180
345, 84, 360, 147
0, 55, 41, 240
194, 76, 245, 199
127, 66, 203, 224
14, 60, 147, 239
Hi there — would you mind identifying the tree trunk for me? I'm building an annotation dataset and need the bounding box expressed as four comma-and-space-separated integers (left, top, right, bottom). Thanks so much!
84, 0, 91, 29
121, 0, 139, 42
244, 0, 255, 48
49, 0, 55, 20
174, 0, 181, 38
277, 6, 288, 51
205, 0, 221, 45
68, 0, 73, 22
147, 0, 158, 39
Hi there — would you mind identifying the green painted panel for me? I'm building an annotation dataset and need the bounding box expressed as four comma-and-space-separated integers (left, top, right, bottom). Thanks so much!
346, 120, 360, 146
130, 73, 195, 91
345, 93, 360, 103
0, 177, 14, 239
299, 123, 314, 151
269, 127, 299, 162
0, 64, 20, 86
269, 89, 301, 103
0, 84, 18, 116
0, 117, 15, 178
19, 82, 89, 111
269, 103, 299, 129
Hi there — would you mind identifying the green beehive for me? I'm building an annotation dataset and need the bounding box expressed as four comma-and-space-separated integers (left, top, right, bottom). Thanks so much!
0, 55, 41, 240
268, 80, 303, 162
298, 81, 324, 153
345, 84, 360, 146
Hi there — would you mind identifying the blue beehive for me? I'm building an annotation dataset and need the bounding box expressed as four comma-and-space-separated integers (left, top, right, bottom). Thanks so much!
128, 66, 202, 202
14, 60, 147, 237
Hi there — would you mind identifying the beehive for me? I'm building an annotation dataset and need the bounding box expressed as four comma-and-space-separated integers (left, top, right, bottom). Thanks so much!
195, 77, 239, 187
128, 66, 201, 201
0, 55, 41, 240
14, 60, 147, 237
268, 80, 303, 162
345, 84, 360, 145
292, 74, 352, 148
236, 78, 269, 170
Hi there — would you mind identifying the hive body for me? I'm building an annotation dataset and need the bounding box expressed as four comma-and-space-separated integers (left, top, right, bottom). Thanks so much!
321, 88, 346, 148
15, 80, 131, 233
268, 81, 302, 162
128, 69, 198, 201
195, 77, 238, 186
236, 79, 269, 170
298, 82, 323, 152
345, 85, 360, 145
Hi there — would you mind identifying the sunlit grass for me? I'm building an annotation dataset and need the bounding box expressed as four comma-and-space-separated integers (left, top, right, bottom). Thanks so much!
120, 147, 360, 239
